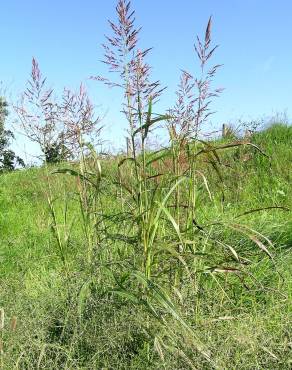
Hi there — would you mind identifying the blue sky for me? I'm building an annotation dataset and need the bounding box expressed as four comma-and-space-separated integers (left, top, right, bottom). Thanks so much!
1, 0, 292, 158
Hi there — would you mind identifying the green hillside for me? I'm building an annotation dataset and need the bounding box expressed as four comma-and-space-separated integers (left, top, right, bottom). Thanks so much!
0, 124, 291, 369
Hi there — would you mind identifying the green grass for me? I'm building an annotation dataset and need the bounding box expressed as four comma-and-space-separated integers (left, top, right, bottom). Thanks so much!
0, 124, 291, 369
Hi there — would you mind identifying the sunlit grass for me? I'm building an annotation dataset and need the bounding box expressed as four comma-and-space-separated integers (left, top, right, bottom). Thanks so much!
0, 124, 291, 369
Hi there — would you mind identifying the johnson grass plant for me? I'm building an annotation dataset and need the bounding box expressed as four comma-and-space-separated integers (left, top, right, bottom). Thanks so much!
0, 1, 291, 369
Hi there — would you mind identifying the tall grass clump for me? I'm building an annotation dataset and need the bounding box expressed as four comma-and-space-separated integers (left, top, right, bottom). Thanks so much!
89, 1, 281, 367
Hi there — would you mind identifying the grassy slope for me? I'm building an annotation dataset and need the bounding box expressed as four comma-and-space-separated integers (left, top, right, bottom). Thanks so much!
0, 124, 291, 369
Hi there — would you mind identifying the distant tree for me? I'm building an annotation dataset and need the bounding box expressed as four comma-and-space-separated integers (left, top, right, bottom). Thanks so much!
0, 97, 25, 172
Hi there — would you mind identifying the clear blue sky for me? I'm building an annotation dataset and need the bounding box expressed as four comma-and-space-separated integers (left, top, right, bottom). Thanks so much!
1, 0, 292, 158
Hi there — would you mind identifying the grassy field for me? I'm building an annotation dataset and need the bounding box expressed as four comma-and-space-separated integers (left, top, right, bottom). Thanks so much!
0, 123, 291, 369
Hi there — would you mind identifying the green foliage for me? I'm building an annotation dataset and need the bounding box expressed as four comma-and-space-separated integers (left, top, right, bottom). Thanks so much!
0, 97, 24, 172
0, 124, 291, 369
44, 138, 69, 164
